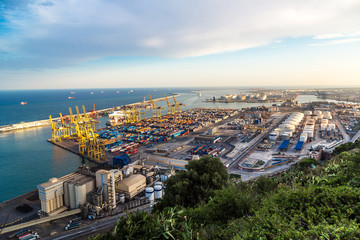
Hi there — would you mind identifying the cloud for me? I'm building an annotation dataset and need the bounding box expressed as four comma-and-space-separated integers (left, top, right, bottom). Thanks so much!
308, 38, 360, 47
314, 30, 360, 39
1, 0, 360, 69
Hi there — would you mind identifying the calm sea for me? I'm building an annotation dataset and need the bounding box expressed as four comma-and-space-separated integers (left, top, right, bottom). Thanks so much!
0, 88, 343, 202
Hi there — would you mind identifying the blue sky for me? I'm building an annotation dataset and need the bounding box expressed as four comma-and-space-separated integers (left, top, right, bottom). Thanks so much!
1, 0, 360, 89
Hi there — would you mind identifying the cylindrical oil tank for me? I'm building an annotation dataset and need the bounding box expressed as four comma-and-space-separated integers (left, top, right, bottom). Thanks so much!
64, 182, 70, 207
154, 185, 163, 199
160, 175, 167, 182
305, 131, 314, 138
145, 187, 154, 202
119, 194, 125, 204
68, 182, 76, 209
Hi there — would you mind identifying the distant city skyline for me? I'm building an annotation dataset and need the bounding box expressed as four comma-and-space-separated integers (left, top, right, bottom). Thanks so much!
1, 0, 360, 89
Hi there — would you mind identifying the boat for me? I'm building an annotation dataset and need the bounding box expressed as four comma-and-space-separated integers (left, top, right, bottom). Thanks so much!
108, 110, 125, 119
20, 102, 27, 105
68, 96, 75, 99
107, 110, 125, 126
101, 91, 104, 93
70, 91, 76, 94
90, 92, 94, 94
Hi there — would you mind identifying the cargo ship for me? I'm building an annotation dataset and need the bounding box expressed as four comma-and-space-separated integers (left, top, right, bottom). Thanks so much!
20, 101, 27, 105
68, 96, 75, 99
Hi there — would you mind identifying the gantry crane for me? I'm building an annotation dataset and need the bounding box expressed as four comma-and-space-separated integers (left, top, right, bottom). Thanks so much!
69, 107, 82, 139
68, 106, 106, 162
124, 107, 132, 124
89, 104, 99, 119
164, 94, 176, 115
49, 115, 62, 142
59, 113, 72, 138
149, 95, 165, 118
86, 128, 106, 162
172, 94, 186, 113
82, 105, 99, 131
132, 107, 145, 123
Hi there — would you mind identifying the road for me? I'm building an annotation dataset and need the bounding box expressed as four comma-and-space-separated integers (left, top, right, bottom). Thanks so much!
351, 129, 360, 143
332, 108, 350, 143
45, 204, 152, 240
227, 113, 287, 173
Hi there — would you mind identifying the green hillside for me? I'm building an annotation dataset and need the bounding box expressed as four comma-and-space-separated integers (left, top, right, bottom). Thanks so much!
92, 141, 360, 239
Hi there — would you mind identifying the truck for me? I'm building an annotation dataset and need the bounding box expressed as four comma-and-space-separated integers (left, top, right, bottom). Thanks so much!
64, 222, 81, 231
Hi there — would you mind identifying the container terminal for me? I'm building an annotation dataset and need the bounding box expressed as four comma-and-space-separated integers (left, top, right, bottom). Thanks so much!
1, 93, 360, 239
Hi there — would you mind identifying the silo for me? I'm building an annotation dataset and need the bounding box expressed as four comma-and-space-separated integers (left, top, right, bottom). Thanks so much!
75, 183, 87, 208
85, 179, 95, 202
68, 182, 76, 209
64, 181, 70, 207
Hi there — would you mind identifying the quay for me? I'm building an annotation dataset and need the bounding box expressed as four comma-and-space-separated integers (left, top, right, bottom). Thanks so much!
0, 94, 176, 133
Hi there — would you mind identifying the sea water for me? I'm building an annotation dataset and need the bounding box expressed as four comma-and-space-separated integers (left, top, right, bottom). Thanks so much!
0, 87, 344, 202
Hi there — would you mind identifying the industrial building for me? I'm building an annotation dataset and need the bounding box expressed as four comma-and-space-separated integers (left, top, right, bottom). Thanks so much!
115, 174, 146, 199
37, 178, 64, 215
95, 169, 123, 210
62, 172, 95, 210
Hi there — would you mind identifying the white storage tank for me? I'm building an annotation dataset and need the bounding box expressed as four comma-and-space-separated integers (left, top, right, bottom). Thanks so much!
145, 187, 154, 202
323, 111, 332, 119
299, 134, 307, 142
284, 124, 295, 130
281, 133, 291, 139
304, 131, 314, 138
154, 185, 163, 199
119, 194, 125, 204
269, 131, 278, 141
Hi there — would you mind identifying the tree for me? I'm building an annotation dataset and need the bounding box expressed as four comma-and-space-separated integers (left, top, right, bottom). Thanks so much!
296, 157, 318, 171
153, 156, 229, 211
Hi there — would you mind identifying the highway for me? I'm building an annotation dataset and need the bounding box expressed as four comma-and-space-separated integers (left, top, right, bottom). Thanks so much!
227, 113, 287, 173
45, 204, 152, 240
351, 129, 360, 143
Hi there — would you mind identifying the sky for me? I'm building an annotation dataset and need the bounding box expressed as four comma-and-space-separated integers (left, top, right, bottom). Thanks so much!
1, 0, 360, 89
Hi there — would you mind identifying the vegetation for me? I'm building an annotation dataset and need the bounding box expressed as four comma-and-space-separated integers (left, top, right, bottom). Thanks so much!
153, 155, 229, 211
332, 139, 360, 155
91, 149, 360, 240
